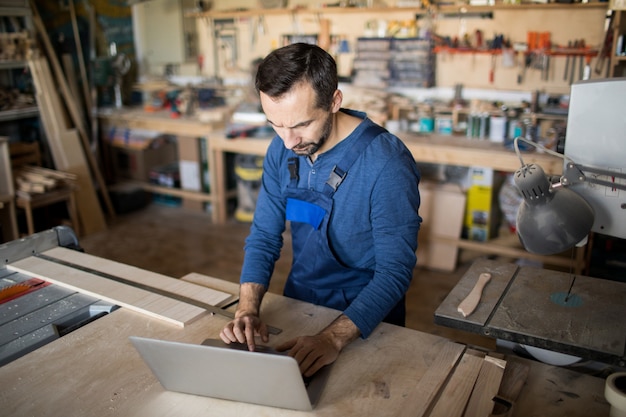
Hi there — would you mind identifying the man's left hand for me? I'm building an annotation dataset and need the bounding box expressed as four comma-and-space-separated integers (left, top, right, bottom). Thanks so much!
276, 334, 339, 377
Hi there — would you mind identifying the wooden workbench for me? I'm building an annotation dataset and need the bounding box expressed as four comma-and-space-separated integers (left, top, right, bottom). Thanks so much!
96, 108, 578, 269
98, 107, 228, 222
208, 132, 578, 270
209, 132, 564, 223
0, 261, 611, 417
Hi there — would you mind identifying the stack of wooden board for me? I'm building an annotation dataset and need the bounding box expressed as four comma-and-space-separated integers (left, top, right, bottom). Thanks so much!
28, 2, 116, 235
7, 247, 236, 328
14, 165, 76, 196
401, 347, 529, 417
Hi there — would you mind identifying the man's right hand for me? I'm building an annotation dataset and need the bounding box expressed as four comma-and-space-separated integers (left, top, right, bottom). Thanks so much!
219, 314, 269, 352
220, 282, 268, 351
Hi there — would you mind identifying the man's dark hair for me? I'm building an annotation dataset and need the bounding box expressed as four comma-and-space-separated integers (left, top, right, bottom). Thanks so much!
255, 43, 338, 111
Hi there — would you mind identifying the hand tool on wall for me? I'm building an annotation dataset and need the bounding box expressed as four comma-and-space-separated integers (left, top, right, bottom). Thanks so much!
539, 32, 551, 81
457, 272, 491, 317
563, 40, 572, 80
513, 43, 527, 84
569, 40, 578, 85
490, 54, 496, 83
578, 39, 586, 80
583, 54, 592, 80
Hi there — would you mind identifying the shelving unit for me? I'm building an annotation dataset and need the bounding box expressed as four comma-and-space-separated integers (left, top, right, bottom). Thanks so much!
187, 2, 607, 19
0, 4, 38, 138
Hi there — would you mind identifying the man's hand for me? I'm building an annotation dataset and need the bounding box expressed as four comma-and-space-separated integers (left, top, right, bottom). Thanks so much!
219, 282, 268, 352
276, 314, 360, 377
276, 334, 340, 377
219, 314, 269, 352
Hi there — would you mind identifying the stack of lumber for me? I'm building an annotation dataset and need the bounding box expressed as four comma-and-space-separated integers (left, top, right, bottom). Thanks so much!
14, 166, 76, 197
28, 1, 116, 235
399, 345, 529, 417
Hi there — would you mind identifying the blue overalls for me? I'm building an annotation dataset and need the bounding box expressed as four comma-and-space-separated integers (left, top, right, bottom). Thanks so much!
283, 124, 405, 327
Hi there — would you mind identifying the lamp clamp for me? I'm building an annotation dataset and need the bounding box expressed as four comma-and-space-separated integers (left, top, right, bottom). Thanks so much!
562, 162, 626, 192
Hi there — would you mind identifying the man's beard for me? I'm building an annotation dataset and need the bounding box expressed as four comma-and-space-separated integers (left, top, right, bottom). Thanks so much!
292, 114, 333, 156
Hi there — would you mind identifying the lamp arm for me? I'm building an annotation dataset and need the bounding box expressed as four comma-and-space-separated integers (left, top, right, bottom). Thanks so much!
562, 162, 626, 192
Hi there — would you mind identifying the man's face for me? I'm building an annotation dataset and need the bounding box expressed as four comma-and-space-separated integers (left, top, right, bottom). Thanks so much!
260, 82, 337, 157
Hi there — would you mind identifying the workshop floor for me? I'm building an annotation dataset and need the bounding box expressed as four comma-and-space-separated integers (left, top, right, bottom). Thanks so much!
79, 203, 495, 350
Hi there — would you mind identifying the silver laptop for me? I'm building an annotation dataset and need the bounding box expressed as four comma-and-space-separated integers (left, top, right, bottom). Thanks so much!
129, 336, 330, 411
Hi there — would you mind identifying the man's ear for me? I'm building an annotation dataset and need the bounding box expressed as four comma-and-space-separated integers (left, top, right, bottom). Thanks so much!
330, 89, 343, 113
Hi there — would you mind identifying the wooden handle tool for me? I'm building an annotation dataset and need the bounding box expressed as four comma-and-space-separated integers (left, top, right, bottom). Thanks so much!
457, 272, 491, 317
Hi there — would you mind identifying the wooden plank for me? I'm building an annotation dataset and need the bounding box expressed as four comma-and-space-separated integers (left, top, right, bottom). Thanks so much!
398, 341, 466, 417
61, 53, 84, 122
68, 0, 93, 116
28, 56, 107, 235
428, 351, 485, 417
464, 355, 506, 417
58, 130, 107, 235
180, 272, 239, 307
31, 1, 115, 219
42, 247, 234, 308
491, 357, 530, 416
7, 256, 206, 327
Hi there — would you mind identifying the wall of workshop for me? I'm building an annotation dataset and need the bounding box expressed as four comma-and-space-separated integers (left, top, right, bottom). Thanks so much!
433, 8, 608, 95
136, 0, 608, 96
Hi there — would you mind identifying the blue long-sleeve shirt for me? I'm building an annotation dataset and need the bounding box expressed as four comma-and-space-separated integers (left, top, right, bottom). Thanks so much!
240, 109, 422, 338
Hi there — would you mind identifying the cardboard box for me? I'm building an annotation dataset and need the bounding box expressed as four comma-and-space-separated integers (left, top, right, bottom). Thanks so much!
177, 137, 202, 192
110, 138, 178, 182
463, 167, 504, 242
610, 0, 626, 10
417, 181, 466, 271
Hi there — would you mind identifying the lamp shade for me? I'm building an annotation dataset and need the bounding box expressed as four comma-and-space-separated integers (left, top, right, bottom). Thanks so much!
514, 164, 594, 255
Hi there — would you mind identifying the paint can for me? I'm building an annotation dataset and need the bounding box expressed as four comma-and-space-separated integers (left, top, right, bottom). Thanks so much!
419, 117, 434, 133
489, 116, 507, 143
436, 115, 453, 135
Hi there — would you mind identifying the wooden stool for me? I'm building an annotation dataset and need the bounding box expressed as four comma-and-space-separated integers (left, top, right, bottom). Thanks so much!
15, 185, 80, 236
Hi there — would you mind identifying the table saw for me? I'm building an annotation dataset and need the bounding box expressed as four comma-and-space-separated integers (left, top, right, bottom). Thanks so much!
0, 227, 117, 365
0, 228, 613, 416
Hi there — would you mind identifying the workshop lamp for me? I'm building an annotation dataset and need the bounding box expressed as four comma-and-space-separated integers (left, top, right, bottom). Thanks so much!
512, 137, 626, 255
513, 158, 593, 255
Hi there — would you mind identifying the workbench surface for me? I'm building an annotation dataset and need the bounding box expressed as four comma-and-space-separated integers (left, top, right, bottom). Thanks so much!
0, 272, 610, 417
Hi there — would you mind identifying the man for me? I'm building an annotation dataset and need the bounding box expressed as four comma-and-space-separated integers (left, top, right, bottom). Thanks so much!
220, 43, 421, 377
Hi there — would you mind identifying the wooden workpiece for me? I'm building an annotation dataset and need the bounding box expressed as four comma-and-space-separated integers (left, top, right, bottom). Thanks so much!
0, 251, 612, 416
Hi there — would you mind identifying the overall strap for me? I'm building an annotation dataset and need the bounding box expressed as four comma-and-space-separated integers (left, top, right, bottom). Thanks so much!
324, 123, 387, 196
287, 157, 299, 188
